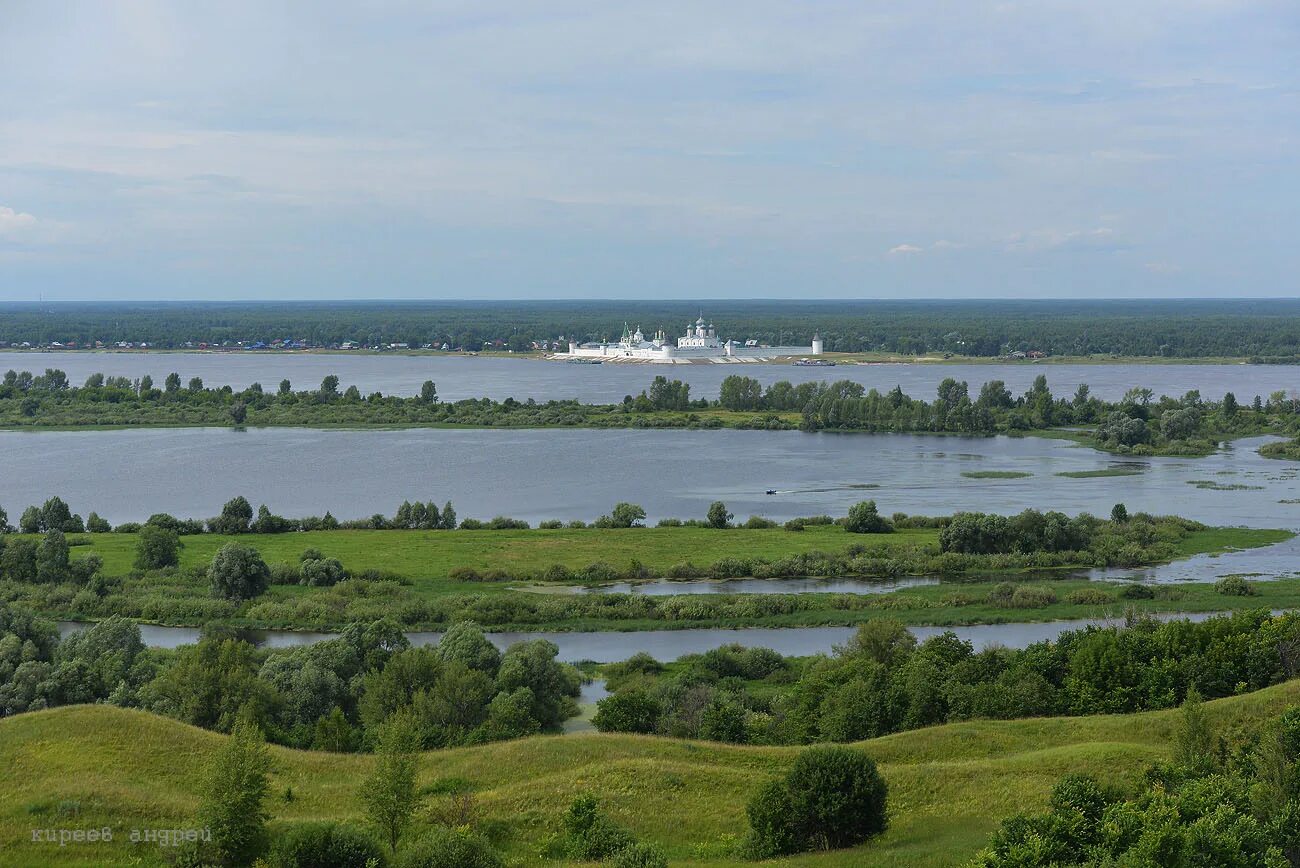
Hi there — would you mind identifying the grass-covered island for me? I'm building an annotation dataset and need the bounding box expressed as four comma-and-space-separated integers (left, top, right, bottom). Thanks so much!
3, 366, 1298, 457
0, 495, 1290, 631
1261, 435, 1300, 461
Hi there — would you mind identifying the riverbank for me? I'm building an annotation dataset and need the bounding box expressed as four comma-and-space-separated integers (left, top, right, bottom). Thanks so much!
8, 524, 1289, 633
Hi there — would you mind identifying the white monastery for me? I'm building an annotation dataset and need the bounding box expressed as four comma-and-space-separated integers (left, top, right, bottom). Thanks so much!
558, 315, 824, 363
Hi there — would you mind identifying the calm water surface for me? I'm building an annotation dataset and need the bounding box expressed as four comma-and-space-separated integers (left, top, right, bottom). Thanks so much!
2, 429, 1295, 531
58, 611, 1236, 661
3, 351, 1294, 402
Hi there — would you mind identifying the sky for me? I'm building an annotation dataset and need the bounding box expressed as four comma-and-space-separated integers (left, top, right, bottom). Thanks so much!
0, 1, 1296, 301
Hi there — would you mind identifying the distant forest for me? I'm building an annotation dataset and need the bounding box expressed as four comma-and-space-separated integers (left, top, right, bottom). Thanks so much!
3, 299, 1300, 359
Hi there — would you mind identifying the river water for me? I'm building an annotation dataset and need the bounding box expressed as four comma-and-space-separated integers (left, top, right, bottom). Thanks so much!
57, 611, 1238, 661
1, 428, 1294, 529
2, 351, 1295, 402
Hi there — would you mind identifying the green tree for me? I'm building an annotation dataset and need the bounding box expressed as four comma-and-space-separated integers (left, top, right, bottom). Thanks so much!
845, 500, 892, 534
134, 524, 181, 571
361, 709, 422, 853
1173, 688, 1215, 773
198, 708, 272, 866
209, 542, 270, 601
35, 529, 70, 583
436, 621, 500, 676
212, 496, 254, 535
420, 380, 438, 402
320, 375, 340, 397
706, 501, 733, 529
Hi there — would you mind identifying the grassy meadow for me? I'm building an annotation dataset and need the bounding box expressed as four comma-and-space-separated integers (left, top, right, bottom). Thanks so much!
4, 682, 1300, 867
68, 524, 927, 581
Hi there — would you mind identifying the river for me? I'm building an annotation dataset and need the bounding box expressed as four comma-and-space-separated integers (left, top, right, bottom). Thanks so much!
2, 351, 1294, 403
1, 428, 1294, 528
57, 610, 1240, 661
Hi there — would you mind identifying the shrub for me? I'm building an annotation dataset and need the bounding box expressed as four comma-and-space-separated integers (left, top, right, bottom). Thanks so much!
592, 689, 661, 734
1215, 575, 1256, 597
746, 746, 888, 856
742, 515, 778, 529
270, 822, 386, 868
561, 795, 636, 860
1118, 583, 1155, 600
611, 841, 669, 868
447, 566, 481, 582
1066, 588, 1114, 605
397, 827, 501, 868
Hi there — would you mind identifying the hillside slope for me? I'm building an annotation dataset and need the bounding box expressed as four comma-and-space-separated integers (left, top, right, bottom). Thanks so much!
5, 681, 1299, 867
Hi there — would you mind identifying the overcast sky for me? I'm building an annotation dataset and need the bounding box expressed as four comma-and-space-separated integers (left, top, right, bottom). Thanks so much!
0, 1, 1295, 301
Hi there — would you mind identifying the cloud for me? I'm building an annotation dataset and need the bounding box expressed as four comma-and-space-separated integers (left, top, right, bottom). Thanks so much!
1144, 261, 1182, 274
0, 206, 38, 235
1004, 227, 1121, 253
888, 243, 923, 256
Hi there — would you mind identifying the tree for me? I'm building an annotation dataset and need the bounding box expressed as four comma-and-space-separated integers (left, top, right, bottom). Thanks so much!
845, 500, 892, 534
209, 543, 270, 601
1110, 503, 1129, 523
229, 401, 247, 424
706, 501, 732, 529
361, 709, 421, 853
592, 688, 661, 734
747, 746, 889, 855
86, 511, 111, 533
420, 380, 438, 403
212, 496, 254, 535
279, 379, 292, 395
440, 501, 457, 530
436, 621, 501, 675
18, 506, 40, 534
1173, 688, 1214, 774
135, 524, 181, 571
198, 708, 272, 866
600, 503, 646, 529
164, 372, 181, 393
320, 375, 340, 397
35, 529, 70, 583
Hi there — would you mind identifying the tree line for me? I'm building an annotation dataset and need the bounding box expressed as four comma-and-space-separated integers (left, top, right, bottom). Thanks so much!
6, 298, 1300, 357
591, 610, 1300, 748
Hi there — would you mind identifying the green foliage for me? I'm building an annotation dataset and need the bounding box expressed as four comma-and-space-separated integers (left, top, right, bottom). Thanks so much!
396, 827, 501, 868
134, 524, 181, 571
361, 709, 422, 853
208, 542, 271, 600
706, 501, 732, 529
269, 822, 386, 868
845, 500, 893, 535
198, 709, 272, 867
1216, 575, 1257, 596
745, 746, 888, 856
558, 794, 637, 860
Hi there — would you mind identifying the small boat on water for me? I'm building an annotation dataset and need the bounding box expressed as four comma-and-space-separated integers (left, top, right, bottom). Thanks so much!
793, 358, 835, 367
765, 489, 777, 495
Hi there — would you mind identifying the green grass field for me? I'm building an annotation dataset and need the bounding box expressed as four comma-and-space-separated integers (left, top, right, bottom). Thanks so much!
58, 525, 1286, 586
68, 525, 936, 581
4, 682, 1298, 867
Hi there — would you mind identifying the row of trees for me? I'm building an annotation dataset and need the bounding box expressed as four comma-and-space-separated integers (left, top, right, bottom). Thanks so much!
7, 298, 1300, 357
5, 369, 1298, 456
592, 610, 1300, 746
0, 604, 581, 754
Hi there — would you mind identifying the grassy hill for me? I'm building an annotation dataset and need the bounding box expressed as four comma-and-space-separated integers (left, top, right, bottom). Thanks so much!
5, 681, 1300, 867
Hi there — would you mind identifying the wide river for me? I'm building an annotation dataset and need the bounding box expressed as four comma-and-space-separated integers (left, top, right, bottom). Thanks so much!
2, 351, 1296, 402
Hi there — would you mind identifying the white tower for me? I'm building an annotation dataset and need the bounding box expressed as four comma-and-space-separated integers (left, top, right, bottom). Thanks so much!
811, 333, 824, 355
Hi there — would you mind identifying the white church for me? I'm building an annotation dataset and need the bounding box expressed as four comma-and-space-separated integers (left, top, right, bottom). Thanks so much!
558, 315, 824, 363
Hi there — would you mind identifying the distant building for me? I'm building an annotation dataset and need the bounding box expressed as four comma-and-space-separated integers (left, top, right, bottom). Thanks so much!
558, 313, 824, 364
